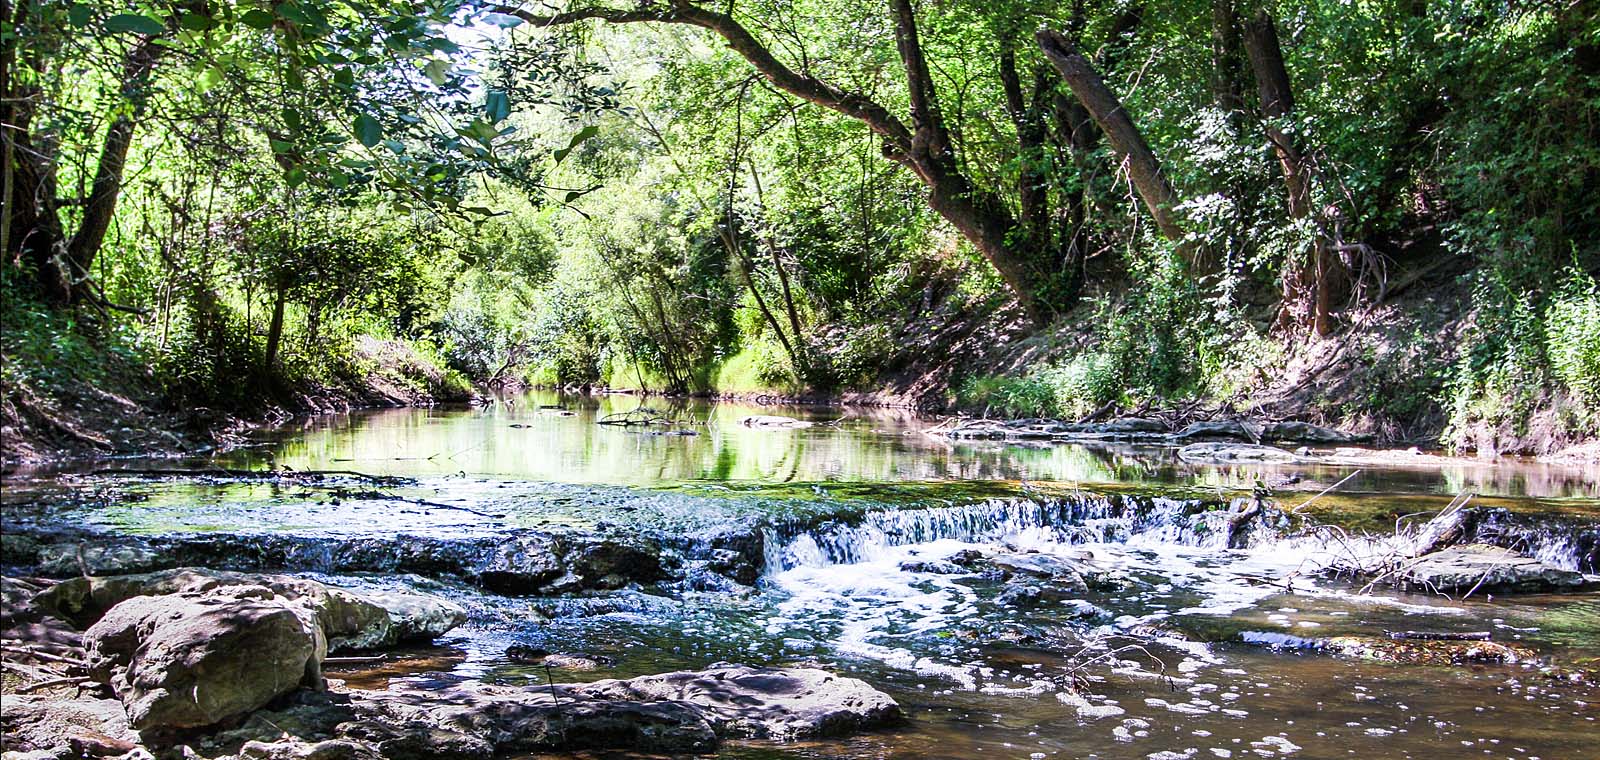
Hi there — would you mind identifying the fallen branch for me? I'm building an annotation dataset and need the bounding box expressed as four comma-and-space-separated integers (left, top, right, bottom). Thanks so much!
1289, 469, 1363, 514
16, 676, 92, 693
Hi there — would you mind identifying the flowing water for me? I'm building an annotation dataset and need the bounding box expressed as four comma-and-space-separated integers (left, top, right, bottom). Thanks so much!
4, 391, 1599, 759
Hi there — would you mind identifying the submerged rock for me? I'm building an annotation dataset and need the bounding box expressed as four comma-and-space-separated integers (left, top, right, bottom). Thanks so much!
1240, 630, 1537, 666
1395, 544, 1592, 594
85, 586, 326, 731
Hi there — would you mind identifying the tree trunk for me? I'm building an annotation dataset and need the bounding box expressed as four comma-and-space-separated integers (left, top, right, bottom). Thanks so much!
1037, 28, 1210, 276
5, 11, 166, 304
748, 164, 805, 347
1211, 0, 1246, 116
264, 284, 288, 373
1242, 9, 1338, 336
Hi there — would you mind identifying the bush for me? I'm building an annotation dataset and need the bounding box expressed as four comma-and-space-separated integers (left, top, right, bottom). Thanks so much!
1545, 264, 1600, 405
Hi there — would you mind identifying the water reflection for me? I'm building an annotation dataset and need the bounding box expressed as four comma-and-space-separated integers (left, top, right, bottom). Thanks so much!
229, 391, 1597, 498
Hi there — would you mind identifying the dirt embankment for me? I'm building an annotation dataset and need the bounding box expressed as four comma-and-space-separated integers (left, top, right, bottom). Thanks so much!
1, 337, 470, 468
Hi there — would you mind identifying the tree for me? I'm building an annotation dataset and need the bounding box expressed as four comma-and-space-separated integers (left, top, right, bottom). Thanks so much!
494, 0, 1094, 326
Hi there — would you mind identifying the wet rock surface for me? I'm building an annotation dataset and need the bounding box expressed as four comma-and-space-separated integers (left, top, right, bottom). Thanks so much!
8, 528, 683, 596
1240, 631, 1539, 666
182, 665, 897, 759
1394, 544, 1592, 593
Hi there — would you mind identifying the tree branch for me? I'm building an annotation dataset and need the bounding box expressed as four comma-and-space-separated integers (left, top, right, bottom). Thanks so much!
492, 1, 913, 151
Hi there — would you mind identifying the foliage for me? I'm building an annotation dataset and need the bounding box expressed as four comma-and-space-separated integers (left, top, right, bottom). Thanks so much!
4, 0, 1598, 455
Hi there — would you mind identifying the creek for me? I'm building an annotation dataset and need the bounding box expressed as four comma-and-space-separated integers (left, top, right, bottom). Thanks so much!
3, 391, 1598, 759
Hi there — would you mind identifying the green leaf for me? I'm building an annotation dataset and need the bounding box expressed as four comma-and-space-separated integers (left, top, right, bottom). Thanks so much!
552, 125, 600, 164
484, 91, 510, 123
67, 4, 91, 27
105, 14, 166, 36
285, 166, 306, 188
382, 139, 406, 154
281, 108, 302, 131
275, 2, 312, 25
423, 59, 451, 86
178, 13, 216, 31
353, 113, 382, 148
240, 9, 275, 29
196, 67, 223, 92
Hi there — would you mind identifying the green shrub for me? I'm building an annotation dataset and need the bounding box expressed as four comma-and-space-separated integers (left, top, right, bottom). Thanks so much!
1545, 264, 1600, 406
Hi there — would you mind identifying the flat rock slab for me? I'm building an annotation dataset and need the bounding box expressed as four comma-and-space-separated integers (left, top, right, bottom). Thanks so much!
209, 665, 901, 759
1397, 544, 1591, 594
0, 696, 140, 757
1177, 443, 1304, 464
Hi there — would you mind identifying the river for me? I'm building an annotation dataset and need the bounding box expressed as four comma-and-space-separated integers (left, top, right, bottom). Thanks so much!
3, 391, 1598, 759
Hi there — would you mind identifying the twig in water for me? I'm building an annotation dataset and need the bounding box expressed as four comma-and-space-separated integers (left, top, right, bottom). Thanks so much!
1290, 469, 1363, 514
544, 663, 561, 707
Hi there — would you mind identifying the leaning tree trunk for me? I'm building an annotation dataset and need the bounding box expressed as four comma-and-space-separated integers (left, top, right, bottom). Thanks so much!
1037, 28, 1212, 276
1242, 9, 1340, 336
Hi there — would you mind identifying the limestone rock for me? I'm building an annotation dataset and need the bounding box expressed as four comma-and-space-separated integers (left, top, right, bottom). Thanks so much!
574, 664, 902, 740
1177, 442, 1303, 464
84, 586, 325, 730
1396, 544, 1591, 593
35, 568, 465, 652
0, 696, 140, 758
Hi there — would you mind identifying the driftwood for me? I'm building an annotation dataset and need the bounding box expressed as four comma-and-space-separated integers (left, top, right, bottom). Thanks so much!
597, 409, 679, 427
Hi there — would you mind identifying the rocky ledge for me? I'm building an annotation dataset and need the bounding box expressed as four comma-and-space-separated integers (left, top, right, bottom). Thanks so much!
1, 570, 901, 759
6, 665, 902, 759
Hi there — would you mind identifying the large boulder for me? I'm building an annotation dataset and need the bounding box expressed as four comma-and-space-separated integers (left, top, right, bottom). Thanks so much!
84, 585, 326, 731
34, 568, 465, 652
1395, 544, 1591, 593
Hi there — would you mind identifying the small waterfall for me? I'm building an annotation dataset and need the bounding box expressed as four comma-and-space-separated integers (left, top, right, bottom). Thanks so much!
762, 492, 1232, 574
1470, 508, 1600, 573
